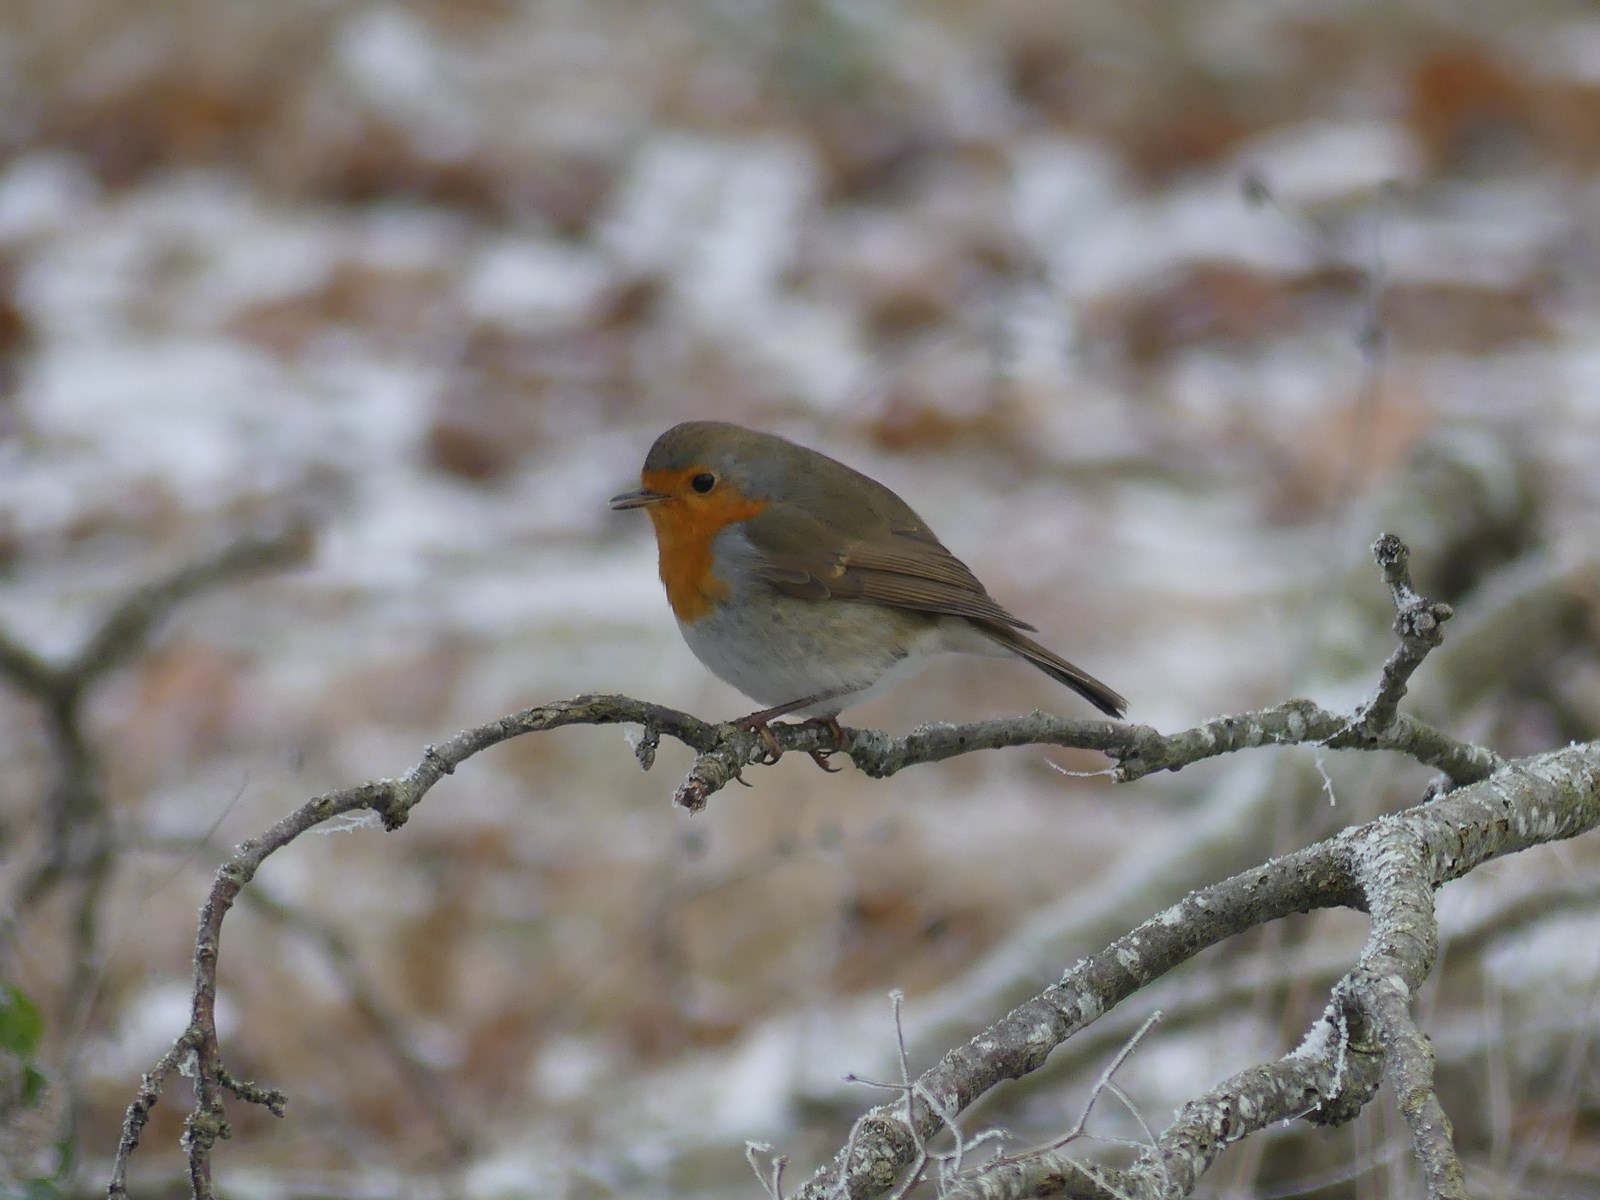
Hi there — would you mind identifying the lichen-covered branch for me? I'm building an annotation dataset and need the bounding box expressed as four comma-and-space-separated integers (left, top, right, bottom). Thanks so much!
1362, 532, 1456, 732
111, 534, 1584, 1197
941, 1022, 1386, 1200
671, 690, 1500, 813
675, 533, 1501, 806
793, 738, 1600, 1200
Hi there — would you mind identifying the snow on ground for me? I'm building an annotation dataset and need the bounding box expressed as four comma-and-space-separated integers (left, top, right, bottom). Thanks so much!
2, 2, 1598, 1196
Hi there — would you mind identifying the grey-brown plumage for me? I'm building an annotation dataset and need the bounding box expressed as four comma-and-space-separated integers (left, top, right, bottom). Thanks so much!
617, 421, 1127, 719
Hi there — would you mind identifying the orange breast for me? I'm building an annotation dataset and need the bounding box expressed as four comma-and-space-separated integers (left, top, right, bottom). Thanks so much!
641, 469, 767, 622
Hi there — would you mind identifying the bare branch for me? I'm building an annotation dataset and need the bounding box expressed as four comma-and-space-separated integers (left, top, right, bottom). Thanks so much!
1106, 699, 1496, 789
747, 1142, 789, 1200
0, 519, 313, 708
941, 1014, 1164, 1200
1363, 532, 1455, 731
1334, 802, 1466, 1197
106, 1032, 200, 1200
72, 521, 313, 688
669, 694, 1496, 814
0, 518, 314, 1197
0, 629, 56, 699
945, 1023, 1385, 1200
791, 838, 1358, 1200
108, 534, 1586, 1196
792, 739, 1600, 1200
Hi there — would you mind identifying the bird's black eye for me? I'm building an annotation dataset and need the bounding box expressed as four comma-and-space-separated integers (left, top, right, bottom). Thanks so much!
691, 472, 716, 494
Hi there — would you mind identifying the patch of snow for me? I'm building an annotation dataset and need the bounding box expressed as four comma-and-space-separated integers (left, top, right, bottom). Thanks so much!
0, 151, 100, 243
461, 235, 612, 330
1233, 119, 1423, 208
91, 981, 235, 1078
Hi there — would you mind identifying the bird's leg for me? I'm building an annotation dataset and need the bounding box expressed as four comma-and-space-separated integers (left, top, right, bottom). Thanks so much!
734, 703, 803, 765
746, 718, 784, 765
734, 693, 844, 770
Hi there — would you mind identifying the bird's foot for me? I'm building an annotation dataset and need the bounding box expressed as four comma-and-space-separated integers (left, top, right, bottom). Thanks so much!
736, 717, 785, 766
802, 716, 847, 771
733, 710, 848, 772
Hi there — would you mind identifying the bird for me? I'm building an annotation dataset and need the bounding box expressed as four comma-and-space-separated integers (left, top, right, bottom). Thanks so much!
610, 421, 1125, 762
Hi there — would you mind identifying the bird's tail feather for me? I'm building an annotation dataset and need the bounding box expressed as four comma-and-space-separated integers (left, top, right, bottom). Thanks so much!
984, 625, 1127, 718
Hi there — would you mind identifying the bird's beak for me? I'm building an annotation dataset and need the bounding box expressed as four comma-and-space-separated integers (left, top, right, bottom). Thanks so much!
609, 487, 668, 510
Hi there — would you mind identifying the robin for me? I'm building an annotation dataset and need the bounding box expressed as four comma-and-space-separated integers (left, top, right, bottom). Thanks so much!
610, 421, 1126, 763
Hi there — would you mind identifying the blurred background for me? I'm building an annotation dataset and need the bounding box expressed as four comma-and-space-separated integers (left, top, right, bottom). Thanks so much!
2, 0, 1599, 1196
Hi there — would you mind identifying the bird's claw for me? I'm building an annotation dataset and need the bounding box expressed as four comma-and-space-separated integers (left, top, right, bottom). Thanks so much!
734, 712, 849, 773
734, 717, 785, 765
808, 749, 840, 772
802, 716, 847, 772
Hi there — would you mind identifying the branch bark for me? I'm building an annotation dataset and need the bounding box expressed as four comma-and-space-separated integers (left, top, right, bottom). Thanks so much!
797, 740, 1599, 1200
104, 534, 1598, 1198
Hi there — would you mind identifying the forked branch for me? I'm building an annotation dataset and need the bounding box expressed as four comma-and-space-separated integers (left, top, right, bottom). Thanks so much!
109, 535, 1590, 1199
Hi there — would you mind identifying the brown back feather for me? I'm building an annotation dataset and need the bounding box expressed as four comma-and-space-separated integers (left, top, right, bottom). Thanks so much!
742, 502, 1035, 630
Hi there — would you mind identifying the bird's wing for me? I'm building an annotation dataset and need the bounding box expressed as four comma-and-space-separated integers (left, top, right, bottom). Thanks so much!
741, 502, 1035, 630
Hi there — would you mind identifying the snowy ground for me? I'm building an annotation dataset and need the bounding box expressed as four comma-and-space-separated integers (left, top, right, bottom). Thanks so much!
2, 2, 1599, 1196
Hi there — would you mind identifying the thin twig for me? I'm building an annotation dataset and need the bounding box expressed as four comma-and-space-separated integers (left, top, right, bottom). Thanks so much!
0, 519, 313, 1196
